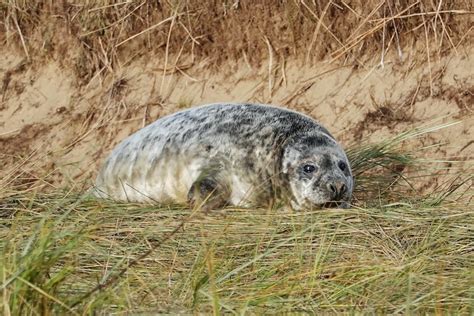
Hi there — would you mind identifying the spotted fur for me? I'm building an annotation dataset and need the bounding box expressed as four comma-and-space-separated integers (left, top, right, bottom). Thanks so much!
94, 103, 353, 209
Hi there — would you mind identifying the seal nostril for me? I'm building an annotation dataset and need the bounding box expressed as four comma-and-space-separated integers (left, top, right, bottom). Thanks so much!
340, 183, 347, 195
327, 183, 337, 199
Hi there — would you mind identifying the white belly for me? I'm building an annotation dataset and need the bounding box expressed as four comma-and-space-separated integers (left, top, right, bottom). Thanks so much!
95, 155, 204, 204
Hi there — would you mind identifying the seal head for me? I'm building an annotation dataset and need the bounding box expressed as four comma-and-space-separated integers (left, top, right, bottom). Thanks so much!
281, 132, 353, 209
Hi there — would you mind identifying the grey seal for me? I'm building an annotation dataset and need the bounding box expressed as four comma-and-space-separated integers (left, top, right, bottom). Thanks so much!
94, 103, 353, 209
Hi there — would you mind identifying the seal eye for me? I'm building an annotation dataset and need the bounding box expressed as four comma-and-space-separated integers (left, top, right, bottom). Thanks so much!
303, 164, 316, 174
338, 161, 347, 171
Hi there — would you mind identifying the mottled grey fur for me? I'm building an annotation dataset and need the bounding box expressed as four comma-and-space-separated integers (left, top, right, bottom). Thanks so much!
94, 103, 353, 209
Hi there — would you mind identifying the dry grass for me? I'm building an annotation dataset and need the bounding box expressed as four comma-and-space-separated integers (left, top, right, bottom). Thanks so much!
0, 126, 472, 314
1, 189, 472, 314
1, 0, 472, 81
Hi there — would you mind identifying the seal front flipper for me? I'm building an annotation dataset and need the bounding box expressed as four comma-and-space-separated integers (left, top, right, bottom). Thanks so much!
187, 175, 230, 211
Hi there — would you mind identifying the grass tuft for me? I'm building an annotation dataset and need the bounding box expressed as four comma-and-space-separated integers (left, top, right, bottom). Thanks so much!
1, 127, 473, 313
1, 1, 472, 79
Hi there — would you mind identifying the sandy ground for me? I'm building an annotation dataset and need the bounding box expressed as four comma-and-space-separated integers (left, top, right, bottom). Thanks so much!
0, 46, 472, 193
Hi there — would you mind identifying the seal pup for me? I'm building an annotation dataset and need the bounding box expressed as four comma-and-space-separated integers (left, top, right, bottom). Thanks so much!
94, 103, 353, 209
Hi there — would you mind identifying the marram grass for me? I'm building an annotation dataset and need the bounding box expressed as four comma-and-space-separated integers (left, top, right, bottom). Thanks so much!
1, 196, 473, 314
1, 126, 473, 314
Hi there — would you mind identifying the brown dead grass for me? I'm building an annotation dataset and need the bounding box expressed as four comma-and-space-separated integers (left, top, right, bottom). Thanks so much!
1, 0, 472, 82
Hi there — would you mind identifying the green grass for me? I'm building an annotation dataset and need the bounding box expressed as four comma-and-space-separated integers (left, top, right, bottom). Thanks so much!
1, 126, 473, 314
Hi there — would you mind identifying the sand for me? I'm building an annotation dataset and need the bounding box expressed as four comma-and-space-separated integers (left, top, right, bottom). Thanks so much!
0, 46, 472, 193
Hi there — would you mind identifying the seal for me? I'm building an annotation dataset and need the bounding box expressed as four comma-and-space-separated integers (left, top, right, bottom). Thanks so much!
94, 103, 353, 209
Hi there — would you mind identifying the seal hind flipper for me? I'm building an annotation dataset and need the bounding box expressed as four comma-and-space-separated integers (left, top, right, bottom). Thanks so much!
187, 176, 230, 211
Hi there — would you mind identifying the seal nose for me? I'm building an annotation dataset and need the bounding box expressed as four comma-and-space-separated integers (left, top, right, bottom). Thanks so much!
327, 181, 347, 200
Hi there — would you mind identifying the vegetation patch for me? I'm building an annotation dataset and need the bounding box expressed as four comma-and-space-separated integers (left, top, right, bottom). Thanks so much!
1, 126, 472, 314
1, 1, 472, 80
